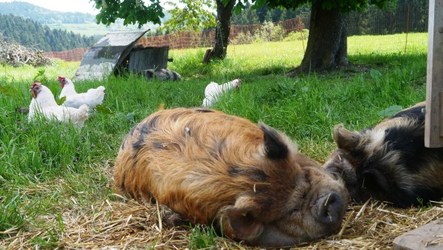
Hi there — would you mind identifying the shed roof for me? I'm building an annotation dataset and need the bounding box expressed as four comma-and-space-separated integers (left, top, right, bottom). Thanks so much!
73, 30, 149, 81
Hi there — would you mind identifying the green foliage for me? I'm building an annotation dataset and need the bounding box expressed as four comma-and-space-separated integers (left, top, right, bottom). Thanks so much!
231, 2, 260, 24
0, 14, 95, 51
94, 0, 164, 27
0, 194, 25, 235
162, 0, 216, 32
34, 69, 48, 83
348, 0, 428, 35
253, 21, 285, 42
93, 0, 216, 37
231, 31, 255, 44
233, 23, 303, 45
188, 225, 218, 249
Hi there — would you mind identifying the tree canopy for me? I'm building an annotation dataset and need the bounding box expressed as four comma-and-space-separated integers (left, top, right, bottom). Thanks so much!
162, 0, 216, 32
94, 0, 164, 27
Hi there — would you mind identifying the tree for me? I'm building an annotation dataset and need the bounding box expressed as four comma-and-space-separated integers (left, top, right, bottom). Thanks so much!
264, 0, 395, 75
161, 0, 216, 32
211, 0, 236, 60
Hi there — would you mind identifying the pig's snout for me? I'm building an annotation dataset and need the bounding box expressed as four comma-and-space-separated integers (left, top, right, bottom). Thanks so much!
313, 192, 346, 226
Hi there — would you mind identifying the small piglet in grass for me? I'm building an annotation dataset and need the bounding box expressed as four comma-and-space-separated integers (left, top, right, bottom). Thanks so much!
324, 102, 443, 207
113, 108, 349, 247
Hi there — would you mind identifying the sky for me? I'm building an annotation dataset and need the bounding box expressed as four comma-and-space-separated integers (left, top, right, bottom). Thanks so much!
0, 0, 98, 14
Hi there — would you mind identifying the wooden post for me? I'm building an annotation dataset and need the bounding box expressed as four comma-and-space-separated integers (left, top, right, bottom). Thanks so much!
425, 0, 443, 148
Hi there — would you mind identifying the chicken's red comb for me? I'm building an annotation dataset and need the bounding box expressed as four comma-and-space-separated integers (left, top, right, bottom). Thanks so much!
57, 76, 65, 81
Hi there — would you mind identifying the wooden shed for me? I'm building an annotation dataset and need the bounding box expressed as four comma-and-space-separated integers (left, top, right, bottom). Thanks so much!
73, 30, 170, 81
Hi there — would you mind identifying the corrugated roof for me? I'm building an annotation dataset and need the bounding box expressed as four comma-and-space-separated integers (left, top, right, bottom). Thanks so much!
73, 30, 149, 81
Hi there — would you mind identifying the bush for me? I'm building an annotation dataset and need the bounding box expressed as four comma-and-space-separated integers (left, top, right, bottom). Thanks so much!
253, 21, 285, 42
231, 31, 255, 45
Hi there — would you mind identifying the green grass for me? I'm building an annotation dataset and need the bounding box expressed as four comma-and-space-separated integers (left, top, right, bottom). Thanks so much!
188, 225, 218, 249
0, 32, 427, 247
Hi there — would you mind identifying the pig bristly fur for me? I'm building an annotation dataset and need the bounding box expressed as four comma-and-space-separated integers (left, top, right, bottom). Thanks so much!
114, 108, 348, 247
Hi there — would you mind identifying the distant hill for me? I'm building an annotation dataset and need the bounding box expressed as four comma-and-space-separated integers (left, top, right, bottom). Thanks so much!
0, 14, 96, 51
0, 1, 95, 24
0, 1, 162, 37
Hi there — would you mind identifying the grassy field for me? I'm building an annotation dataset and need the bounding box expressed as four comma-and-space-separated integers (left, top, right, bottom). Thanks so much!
0, 32, 437, 249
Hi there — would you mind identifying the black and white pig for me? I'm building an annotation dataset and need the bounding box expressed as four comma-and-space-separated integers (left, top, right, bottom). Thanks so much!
324, 102, 443, 207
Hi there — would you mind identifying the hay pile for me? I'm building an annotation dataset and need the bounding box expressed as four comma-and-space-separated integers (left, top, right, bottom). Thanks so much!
2, 193, 442, 249
1, 164, 442, 249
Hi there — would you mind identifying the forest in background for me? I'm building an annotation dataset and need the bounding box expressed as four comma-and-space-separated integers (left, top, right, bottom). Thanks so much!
0, 14, 96, 52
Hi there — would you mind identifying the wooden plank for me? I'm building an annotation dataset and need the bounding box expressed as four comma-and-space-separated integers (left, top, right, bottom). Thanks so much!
393, 219, 443, 250
425, 0, 443, 148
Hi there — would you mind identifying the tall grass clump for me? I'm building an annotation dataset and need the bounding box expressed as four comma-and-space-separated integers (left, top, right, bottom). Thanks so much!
0, 195, 25, 236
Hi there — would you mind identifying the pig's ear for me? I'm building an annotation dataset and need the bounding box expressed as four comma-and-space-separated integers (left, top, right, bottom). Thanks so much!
333, 124, 362, 150
225, 196, 264, 241
260, 123, 289, 160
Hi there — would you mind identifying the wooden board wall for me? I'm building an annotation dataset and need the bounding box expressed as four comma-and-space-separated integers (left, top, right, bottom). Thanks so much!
425, 0, 443, 148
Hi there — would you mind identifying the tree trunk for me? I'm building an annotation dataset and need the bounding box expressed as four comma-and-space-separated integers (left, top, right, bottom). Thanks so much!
290, 1, 348, 75
211, 0, 235, 60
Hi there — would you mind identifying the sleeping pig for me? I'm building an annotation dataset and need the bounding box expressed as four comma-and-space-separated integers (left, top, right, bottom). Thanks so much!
114, 108, 348, 247
324, 102, 443, 207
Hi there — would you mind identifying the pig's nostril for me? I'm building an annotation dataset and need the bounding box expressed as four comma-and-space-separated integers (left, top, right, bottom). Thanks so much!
314, 192, 345, 225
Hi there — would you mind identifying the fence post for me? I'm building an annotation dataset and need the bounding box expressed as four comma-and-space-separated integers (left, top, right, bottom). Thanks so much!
425, 0, 443, 147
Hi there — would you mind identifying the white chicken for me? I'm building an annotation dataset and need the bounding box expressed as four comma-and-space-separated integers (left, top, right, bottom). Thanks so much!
202, 79, 241, 107
58, 76, 105, 109
28, 81, 89, 128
